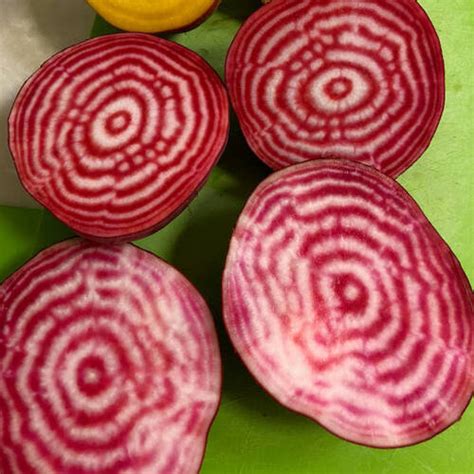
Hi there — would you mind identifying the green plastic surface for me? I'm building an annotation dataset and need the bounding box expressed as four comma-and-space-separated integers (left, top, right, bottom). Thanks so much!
1, 1, 473, 472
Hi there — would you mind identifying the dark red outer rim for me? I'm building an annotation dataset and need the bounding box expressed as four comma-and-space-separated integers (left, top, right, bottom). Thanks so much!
224, 0, 446, 179
0, 237, 223, 473
222, 339, 472, 450
90, 0, 222, 35
221, 158, 473, 449
7, 32, 230, 244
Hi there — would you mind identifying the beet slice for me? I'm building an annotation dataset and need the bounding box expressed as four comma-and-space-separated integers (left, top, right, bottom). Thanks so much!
223, 159, 473, 448
225, 0, 444, 177
8, 33, 229, 242
0, 239, 221, 473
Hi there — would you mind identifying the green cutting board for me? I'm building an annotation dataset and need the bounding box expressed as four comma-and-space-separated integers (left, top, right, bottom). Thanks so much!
1, 1, 472, 472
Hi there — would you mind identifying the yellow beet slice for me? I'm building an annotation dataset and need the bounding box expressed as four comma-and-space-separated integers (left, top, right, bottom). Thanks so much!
86, 0, 220, 33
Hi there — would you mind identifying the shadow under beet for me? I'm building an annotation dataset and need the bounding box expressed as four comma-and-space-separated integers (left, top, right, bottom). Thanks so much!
168, 120, 267, 311
167, 124, 311, 427
171, 208, 313, 426
219, 116, 270, 182
218, 0, 262, 21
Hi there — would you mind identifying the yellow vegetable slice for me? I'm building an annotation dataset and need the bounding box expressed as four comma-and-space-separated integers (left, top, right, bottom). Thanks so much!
86, 0, 219, 33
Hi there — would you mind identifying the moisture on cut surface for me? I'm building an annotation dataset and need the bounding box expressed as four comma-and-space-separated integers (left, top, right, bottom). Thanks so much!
9, 33, 229, 242
0, 239, 221, 473
226, 0, 445, 177
223, 160, 473, 448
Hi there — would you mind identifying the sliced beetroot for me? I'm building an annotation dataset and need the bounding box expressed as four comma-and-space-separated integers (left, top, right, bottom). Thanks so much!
0, 239, 221, 473
225, 0, 444, 177
223, 159, 473, 448
8, 33, 229, 242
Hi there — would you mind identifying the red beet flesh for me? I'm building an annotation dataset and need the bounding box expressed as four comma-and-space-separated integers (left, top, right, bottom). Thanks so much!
225, 0, 444, 177
8, 33, 229, 242
223, 160, 473, 448
0, 240, 221, 473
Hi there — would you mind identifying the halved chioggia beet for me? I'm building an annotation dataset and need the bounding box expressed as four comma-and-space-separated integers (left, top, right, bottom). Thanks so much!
0, 239, 221, 473
223, 159, 473, 448
86, 0, 220, 34
8, 33, 229, 242
225, 0, 445, 177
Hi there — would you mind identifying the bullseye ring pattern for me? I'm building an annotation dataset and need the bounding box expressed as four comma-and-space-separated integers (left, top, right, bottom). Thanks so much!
226, 0, 444, 177
9, 33, 229, 241
223, 160, 473, 447
0, 239, 221, 473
